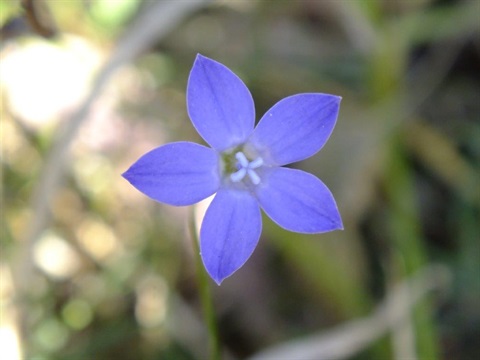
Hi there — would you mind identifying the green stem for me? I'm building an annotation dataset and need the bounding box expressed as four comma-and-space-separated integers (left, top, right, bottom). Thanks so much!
385, 135, 439, 360
189, 209, 221, 360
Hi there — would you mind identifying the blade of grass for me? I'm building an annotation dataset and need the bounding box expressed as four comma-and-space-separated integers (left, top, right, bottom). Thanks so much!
384, 134, 440, 360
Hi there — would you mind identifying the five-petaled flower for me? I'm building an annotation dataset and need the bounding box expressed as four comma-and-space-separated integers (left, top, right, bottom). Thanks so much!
123, 54, 343, 284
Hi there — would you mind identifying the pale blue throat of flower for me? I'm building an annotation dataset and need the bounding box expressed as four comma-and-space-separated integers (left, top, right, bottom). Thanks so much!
229, 151, 263, 185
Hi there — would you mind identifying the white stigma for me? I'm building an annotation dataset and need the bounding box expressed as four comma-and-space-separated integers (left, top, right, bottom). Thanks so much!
230, 152, 263, 185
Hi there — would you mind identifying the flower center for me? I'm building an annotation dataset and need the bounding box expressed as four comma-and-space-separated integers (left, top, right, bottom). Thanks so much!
229, 151, 263, 185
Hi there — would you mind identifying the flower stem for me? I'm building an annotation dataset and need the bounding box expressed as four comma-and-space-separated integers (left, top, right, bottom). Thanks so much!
189, 209, 221, 360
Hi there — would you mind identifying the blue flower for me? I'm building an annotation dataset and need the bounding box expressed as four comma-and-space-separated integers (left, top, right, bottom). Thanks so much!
123, 54, 343, 284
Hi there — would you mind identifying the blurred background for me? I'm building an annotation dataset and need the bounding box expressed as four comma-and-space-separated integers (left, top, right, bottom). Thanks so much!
1, 0, 479, 359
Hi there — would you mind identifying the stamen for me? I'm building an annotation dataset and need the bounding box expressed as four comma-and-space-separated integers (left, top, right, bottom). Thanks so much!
247, 169, 261, 185
229, 151, 263, 185
230, 168, 247, 182
235, 152, 250, 168
249, 157, 263, 169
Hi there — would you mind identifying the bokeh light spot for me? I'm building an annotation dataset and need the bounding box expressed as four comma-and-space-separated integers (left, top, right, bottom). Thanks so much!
33, 232, 81, 280
62, 298, 93, 330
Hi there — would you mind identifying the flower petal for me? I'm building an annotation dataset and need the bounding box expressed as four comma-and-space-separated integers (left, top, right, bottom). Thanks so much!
248, 93, 341, 166
187, 54, 255, 151
200, 189, 262, 284
255, 167, 343, 233
122, 142, 220, 206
